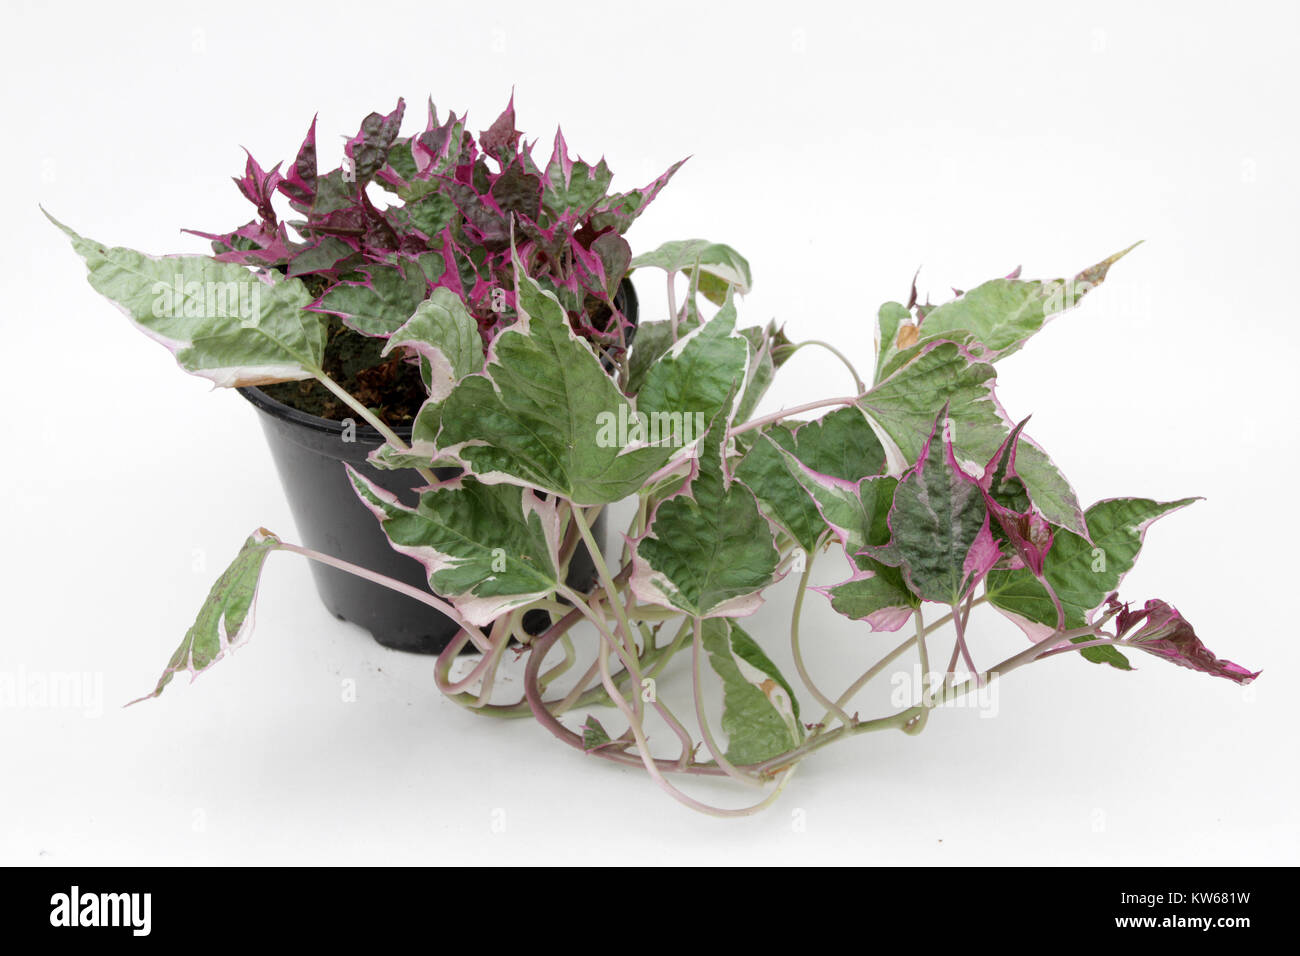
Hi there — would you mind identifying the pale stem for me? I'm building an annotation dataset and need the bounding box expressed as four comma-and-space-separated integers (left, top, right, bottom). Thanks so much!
785, 339, 866, 393
598, 634, 795, 816
909, 608, 933, 734
668, 272, 679, 341
950, 599, 980, 687
273, 539, 490, 653
570, 505, 640, 661
312, 369, 439, 486
729, 396, 861, 437
789, 550, 854, 726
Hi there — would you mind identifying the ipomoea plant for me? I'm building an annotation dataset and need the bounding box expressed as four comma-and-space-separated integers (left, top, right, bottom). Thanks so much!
48, 97, 1257, 816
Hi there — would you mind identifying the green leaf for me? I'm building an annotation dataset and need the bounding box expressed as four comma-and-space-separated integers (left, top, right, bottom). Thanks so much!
924, 245, 1140, 354
733, 324, 777, 424
286, 237, 357, 277
382, 287, 485, 399
631, 239, 752, 305
768, 447, 919, 628
626, 319, 689, 396
986, 497, 1197, 648
581, 715, 618, 752
873, 246, 1139, 378
350, 469, 562, 626
858, 339, 1086, 536
407, 193, 457, 236
637, 293, 749, 431
316, 261, 430, 338
545, 157, 614, 215
875, 416, 992, 605
131, 530, 279, 703
859, 341, 1005, 472
632, 426, 780, 618
874, 301, 911, 382
1077, 640, 1134, 670
49, 212, 326, 387
735, 407, 886, 552
434, 259, 677, 504
700, 619, 802, 765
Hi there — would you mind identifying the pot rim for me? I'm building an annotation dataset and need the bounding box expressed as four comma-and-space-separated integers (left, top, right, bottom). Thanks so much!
237, 384, 415, 441
237, 275, 638, 441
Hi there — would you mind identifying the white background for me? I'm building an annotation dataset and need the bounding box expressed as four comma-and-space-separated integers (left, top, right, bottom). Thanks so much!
2, 0, 1297, 865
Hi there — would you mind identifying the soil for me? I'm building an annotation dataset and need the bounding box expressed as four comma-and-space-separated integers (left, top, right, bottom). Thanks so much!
260, 278, 635, 427
261, 317, 429, 425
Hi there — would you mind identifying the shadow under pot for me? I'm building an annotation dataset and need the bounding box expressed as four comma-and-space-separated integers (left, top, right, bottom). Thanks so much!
235, 280, 636, 655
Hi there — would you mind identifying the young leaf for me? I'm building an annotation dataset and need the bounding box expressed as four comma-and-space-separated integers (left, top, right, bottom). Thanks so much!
700, 619, 802, 764
382, 287, 485, 399
631, 239, 753, 305
858, 339, 1087, 536
632, 425, 781, 618
314, 261, 431, 338
1107, 597, 1259, 684
874, 301, 912, 380
130, 529, 279, 703
733, 322, 784, 424
586, 159, 688, 234
49, 213, 327, 387
873, 246, 1139, 379
350, 469, 562, 627
581, 715, 619, 753
979, 418, 1054, 576
986, 497, 1198, 647
872, 410, 998, 606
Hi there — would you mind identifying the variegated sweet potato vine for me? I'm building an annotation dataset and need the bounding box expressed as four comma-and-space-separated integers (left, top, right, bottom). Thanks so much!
189, 95, 676, 353
49, 101, 1257, 816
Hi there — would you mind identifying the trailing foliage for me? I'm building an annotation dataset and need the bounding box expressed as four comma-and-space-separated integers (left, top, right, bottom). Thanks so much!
51, 96, 1255, 816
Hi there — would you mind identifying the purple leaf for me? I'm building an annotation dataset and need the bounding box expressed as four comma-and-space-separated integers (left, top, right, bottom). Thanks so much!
345, 98, 406, 184
480, 91, 521, 162
1107, 596, 1260, 685
979, 417, 1054, 575
278, 115, 318, 211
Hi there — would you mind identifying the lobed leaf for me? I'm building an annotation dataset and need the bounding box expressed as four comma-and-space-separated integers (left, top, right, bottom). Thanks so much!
986, 497, 1198, 661
130, 530, 279, 703
735, 407, 886, 553
858, 338, 1087, 536
872, 411, 997, 606
632, 423, 781, 618
873, 246, 1140, 381
350, 469, 561, 626
382, 287, 485, 400
432, 256, 680, 503
636, 293, 750, 434
50, 213, 326, 387
700, 619, 802, 764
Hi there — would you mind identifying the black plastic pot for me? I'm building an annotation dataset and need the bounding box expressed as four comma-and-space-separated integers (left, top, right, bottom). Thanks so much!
236, 279, 636, 655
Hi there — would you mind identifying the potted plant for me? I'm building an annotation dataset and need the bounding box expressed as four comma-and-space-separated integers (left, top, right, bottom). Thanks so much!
72, 96, 675, 653
49, 97, 1257, 816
